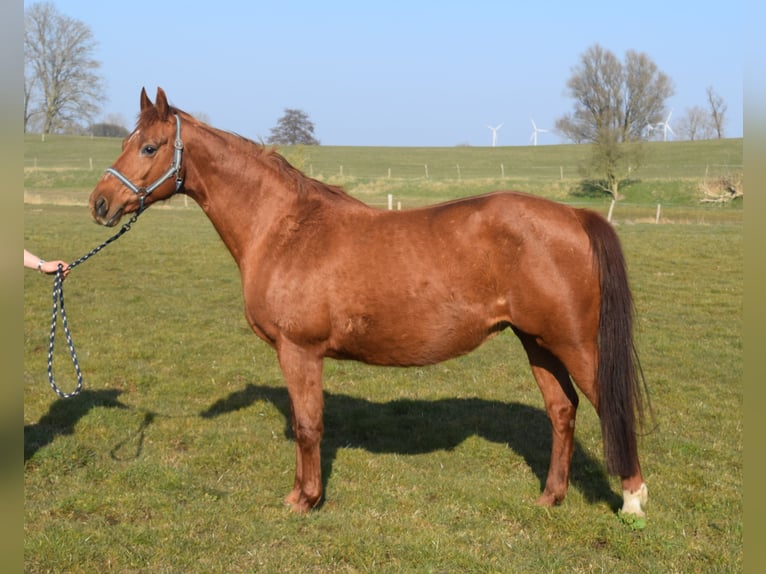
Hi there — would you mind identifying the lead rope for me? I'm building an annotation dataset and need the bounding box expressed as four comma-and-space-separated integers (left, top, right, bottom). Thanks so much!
47, 211, 142, 398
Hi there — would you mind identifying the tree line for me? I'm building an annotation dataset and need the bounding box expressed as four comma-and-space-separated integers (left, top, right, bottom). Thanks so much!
24, 2, 730, 198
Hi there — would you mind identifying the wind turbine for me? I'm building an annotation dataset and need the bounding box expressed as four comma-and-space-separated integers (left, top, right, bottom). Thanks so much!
529, 118, 549, 146
487, 123, 503, 147
657, 110, 675, 141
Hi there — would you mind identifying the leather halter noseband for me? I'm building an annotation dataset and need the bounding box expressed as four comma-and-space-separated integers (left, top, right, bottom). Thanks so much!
104, 113, 185, 212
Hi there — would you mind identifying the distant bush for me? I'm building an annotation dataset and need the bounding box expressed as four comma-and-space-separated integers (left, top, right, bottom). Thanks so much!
87, 122, 129, 138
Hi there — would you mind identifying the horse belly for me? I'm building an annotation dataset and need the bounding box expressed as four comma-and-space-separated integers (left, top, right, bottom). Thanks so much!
329, 296, 507, 367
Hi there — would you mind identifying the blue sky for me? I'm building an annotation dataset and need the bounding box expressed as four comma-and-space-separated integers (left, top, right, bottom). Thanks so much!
28, 0, 744, 146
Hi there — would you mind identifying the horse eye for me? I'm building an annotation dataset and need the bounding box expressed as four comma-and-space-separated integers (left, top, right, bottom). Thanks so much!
141, 145, 157, 156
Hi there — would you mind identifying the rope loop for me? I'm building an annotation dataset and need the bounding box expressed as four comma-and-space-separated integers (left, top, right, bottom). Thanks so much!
47, 264, 82, 398
46, 211, 141, 398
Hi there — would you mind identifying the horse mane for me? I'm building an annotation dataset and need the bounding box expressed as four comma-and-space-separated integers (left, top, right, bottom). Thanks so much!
258, 148, 358, 203
137, 106, 360, 205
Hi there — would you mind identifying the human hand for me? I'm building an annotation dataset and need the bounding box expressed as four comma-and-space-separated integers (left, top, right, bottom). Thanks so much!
40, 260, 70, 278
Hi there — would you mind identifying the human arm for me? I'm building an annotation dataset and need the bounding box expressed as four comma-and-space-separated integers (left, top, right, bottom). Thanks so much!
24, 249, 70, 276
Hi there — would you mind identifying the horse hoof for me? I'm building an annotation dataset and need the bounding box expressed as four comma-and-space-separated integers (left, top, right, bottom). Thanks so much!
620, 482, 648, 517
284, 489, 320, 513
284, 489, 306, 513
535, 491, 563, 507
284, 497, 310, 513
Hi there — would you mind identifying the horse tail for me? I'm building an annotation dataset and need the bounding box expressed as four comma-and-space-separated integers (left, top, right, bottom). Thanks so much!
576, 209, 646, 477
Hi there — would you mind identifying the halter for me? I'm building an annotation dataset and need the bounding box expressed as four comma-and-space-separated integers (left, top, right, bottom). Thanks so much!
104, 113, 185, 212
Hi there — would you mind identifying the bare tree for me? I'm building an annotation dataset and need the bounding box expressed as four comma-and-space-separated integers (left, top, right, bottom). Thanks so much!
676, 106, 715, 141
557, 45, 674, 144
556, 44, 674, 198
103, 112, 128, 130
24, 2, 105, 134
706, 86, 727, 139
267, 108, 320, 145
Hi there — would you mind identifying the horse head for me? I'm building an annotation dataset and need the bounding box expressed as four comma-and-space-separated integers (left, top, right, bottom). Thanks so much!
90, 87, 185, 226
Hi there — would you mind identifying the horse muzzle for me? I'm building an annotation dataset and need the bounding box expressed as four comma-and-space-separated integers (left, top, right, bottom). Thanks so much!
91, 194, 125, 227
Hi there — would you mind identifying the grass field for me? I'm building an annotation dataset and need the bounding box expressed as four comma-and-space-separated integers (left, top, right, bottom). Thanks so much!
24, 134, 742, 210
24, 137, 742, 572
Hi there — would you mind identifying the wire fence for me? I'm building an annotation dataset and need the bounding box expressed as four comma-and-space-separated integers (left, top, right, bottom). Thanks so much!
299, 162, 743, 183
24, 146, 742, 226
24, 151, 742, 182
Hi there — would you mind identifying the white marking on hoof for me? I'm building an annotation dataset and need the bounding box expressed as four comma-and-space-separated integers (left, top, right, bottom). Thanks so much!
621, 483, 648, 517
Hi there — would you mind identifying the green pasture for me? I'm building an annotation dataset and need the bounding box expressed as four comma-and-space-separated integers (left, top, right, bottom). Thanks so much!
24, 138, 742, 572
24, 134, 742, 211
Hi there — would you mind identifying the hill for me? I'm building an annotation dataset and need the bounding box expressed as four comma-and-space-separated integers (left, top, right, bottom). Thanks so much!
24, 134, 742, 211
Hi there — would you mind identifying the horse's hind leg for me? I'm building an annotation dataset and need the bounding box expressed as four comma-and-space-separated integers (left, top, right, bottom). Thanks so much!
520, 332, 648, 517
514, 329, 580, 506
277, 340, 325, 513
545, 335, 648, 518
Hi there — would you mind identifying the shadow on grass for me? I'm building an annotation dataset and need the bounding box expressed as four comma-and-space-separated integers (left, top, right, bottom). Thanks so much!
200, 383, 622, 511
24, 389, 130, 462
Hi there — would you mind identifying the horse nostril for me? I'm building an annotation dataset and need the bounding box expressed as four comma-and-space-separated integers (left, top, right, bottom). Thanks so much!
95, 196, 108, 219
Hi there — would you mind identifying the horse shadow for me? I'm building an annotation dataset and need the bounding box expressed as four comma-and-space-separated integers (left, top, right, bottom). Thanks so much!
200, 383, 622, 511
24, 389, 130, 462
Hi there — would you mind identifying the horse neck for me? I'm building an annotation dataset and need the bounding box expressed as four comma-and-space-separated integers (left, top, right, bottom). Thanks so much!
179, 122, 308, 264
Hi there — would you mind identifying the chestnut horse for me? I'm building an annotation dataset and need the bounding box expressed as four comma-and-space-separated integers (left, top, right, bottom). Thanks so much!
90, 88, 648, 518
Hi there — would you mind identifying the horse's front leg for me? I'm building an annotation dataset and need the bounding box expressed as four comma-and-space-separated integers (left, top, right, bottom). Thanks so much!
277, 340, 325, 513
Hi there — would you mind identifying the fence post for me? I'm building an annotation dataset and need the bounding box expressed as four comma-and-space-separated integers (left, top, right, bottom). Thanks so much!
655, 204, 661, 224
388, 194, 393, 210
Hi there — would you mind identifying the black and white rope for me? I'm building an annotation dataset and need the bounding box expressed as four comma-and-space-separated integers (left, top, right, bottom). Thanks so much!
47, 211, 141, 398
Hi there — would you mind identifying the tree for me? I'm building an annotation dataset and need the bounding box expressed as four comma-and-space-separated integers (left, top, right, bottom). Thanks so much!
676, 106, 715, 141
556, 44, 674, 198
267, 108, 320, 145
87, 112, 129, 137
706, 86, 727, 139
88, 122, 129, 138
24, 2, 105, 134
673, 87, 727, 141
557, 45, 674, 144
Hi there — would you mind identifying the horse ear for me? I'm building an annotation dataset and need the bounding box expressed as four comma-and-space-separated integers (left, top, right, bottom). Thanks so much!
140, 87, 152, 111
155, 87, 170, 120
